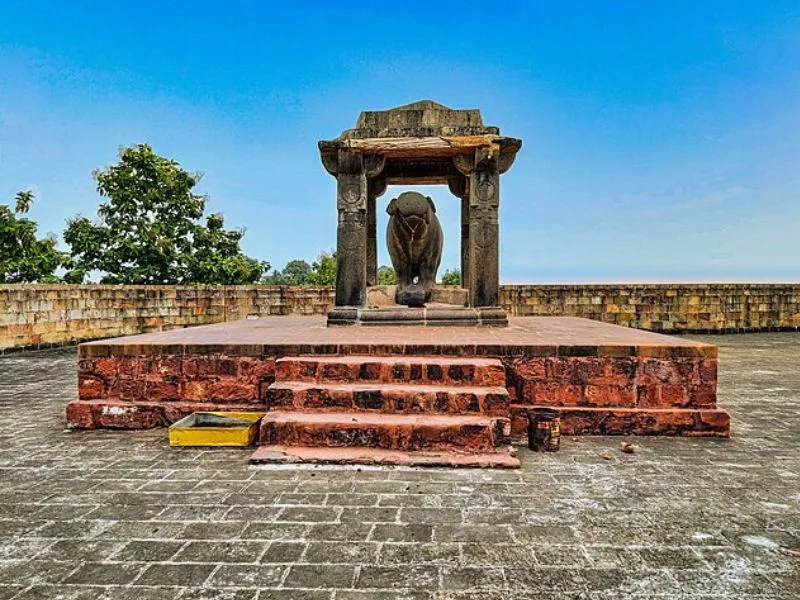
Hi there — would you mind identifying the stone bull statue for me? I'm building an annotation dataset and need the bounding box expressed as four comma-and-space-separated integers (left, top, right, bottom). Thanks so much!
386, 191, 443, 306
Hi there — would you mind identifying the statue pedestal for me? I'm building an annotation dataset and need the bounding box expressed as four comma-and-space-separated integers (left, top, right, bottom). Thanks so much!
366, 285, 468, 308
330, 285, 502, 326
327, 306, 508, 327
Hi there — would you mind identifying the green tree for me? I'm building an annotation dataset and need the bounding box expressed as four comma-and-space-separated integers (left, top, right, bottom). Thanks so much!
281, 259, 313, 285
440, 268, 461, 285
64, 144, 267, 284
185, 212, 267, 284
307, 251, 337, 285
377, 265, 396, 285
0, 191, 67, 283
264, 259, 313, 285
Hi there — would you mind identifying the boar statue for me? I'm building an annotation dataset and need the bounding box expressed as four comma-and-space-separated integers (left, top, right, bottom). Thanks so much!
386, 191, 443, 306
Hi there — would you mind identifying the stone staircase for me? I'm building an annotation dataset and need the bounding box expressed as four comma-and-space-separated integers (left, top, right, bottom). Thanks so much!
251, 356, 519, 468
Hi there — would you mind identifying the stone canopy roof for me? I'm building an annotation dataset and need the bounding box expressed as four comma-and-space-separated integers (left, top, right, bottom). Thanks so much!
338, 100, 500, 140
319, 100, 521, 165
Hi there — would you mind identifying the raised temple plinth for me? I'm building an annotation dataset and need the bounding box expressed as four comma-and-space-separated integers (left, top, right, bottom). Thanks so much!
67, 316, 730, 467
319, 100, 521, 326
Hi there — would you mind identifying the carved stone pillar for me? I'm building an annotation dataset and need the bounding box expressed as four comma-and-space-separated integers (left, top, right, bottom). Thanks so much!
448, 176, 469, 290
454, 149, 500, 307
366, 174, 387, 286
326, 151, 385, 306
365, 193, 376, 287
460, 196, 470, 291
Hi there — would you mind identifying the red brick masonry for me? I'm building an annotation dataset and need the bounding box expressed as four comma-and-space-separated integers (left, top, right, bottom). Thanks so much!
506, 354, 723, 436
67, 317, 729, 437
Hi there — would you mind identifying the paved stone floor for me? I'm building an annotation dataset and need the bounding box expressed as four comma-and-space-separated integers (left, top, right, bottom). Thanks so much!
0, 332, 797, 599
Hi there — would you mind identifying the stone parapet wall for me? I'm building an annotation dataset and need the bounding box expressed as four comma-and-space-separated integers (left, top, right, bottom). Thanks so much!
501, 284, 800, 333
2, 283, 799, 352
0, 285, 334, 352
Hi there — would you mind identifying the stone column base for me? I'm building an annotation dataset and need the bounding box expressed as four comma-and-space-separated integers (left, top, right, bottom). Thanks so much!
327, 306, 508, 327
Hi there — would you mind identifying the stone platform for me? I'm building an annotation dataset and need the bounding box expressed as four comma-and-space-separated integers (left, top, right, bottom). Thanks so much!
68, 316, 729, 460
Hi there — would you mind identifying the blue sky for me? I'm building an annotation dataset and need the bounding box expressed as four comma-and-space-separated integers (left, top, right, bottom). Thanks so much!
1, 1, 798, 282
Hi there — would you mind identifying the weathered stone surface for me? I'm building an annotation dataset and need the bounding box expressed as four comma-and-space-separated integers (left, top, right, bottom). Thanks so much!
359, 283, 479, 312
386, 192, 443, 306
250, 444, 520, 468
332, 152, 380, 307
265, 382, 509, 416
258, 351, 514, 464
510, 405, 730, 437
258, 411, 510, 453
3, 284, 799, 352
343, 100, 498, 139
66, 399, 261, 429
505, 354, 719, 428
275, 356, 506, 387
502, 283, 800, 333
396, 286, 426, 308
319, 101, 520, 317
1, 334, 797, 598
366, 285, 396, 307
328, 306, 508, 326
68, 317, 726, 435
430, 285, 469, 306
453, 148, 502, 308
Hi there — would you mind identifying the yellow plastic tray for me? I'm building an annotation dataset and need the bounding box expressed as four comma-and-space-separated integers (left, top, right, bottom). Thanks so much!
169, 412, 265, 447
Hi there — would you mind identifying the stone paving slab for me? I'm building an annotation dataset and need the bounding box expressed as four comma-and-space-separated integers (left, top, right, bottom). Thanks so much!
0, 332, 798, 598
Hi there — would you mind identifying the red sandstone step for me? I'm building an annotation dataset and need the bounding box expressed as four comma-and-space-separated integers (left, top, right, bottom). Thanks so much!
258, 411, 511, 453
510, 404, 730, 437
250, 444, 520, 469
265, 381, 509, 416
275, 356, 506, 387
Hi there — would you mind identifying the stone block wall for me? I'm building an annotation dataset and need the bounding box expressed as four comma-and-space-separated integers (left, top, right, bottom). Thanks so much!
501, 284, 800, 333
505, 354, 725, 437
2, 283, 799, 352
0, 285, 334, 352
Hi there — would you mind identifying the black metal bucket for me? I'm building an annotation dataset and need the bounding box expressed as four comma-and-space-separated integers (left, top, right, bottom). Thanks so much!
527, 408, 561, 452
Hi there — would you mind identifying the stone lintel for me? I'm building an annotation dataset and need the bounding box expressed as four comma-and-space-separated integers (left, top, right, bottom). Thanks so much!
319, 135, 521, 162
